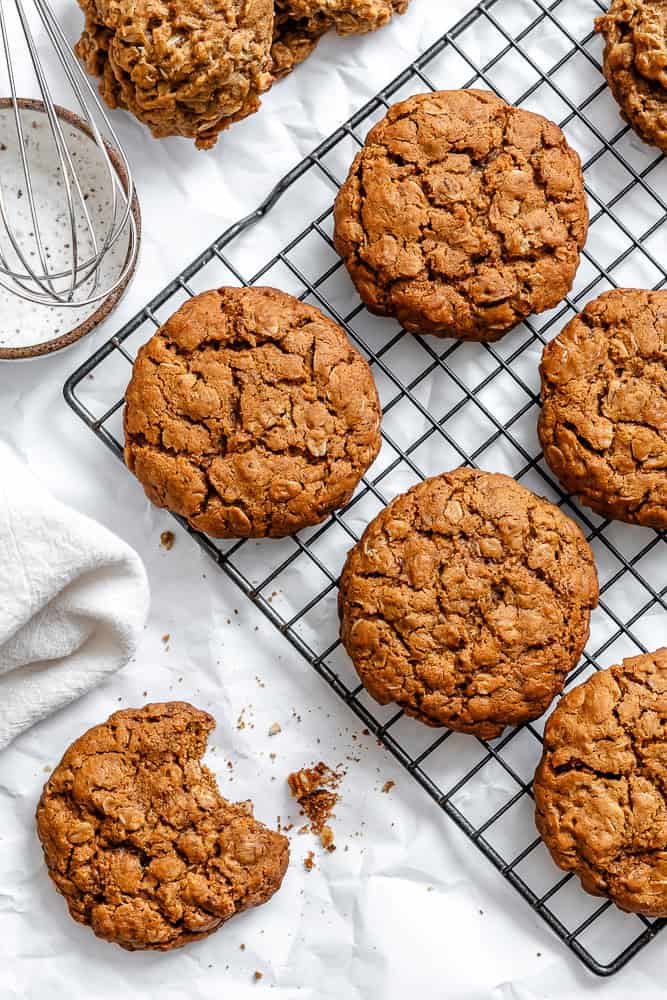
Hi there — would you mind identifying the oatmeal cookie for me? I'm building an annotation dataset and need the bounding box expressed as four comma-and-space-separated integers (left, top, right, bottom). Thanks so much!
271, 0, 409, 79
36, 703, 289, 950
271, 2, 329, 80
333, 89, 588, 340
534, 649, 667, 917
280, 0, 408, 35
596, 0, 667, 154
124, 287, 382, 538
539, 289, 667, 529
338, 469, 598, 739
75, 0, 274, 148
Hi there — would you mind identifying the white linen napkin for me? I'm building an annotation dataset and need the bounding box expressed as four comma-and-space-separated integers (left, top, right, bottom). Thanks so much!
0, 440, 149, 749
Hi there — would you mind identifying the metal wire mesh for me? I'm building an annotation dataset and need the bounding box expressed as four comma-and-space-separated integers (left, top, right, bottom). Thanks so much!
64, 0, 667, 976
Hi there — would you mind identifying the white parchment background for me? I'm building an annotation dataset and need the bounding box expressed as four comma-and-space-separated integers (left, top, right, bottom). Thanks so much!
2, 1, 667, 997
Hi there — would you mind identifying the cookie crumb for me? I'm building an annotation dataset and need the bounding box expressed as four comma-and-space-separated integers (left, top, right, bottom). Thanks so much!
254, 971, 263, 982
288, 762, 344, 851
381, 780, 395, 794
162, 633, 170, 644
320, 825, 335, 851
240, 943, 246, 951
268, 722, 281, 737
160, 530, 175, 551
304, 851, 315, 871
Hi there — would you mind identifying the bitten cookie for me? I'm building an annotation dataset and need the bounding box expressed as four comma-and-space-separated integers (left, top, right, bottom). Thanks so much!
539, 289, 667, 529
75, 0, 274, 148
36, 703, 289, 950
124, 287, 382, 538
535, 649, 667, 917
334, 89, 588, 341
338, 469, 598, 739
596, 0, 667, 154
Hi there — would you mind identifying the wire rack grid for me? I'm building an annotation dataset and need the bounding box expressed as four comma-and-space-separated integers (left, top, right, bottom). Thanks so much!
64, 0, 667, 977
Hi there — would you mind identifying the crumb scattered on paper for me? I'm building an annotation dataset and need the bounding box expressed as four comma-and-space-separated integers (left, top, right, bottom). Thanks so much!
268, 722, 281, 736
382, 780, 395, 794
304, 851, 315, 871
288, 761, 344, 852
162, 633, 170, 644
320, 825, 335, 851
253, 971, 263, 982
160, 531, 175, 551
236, 706, 255, 730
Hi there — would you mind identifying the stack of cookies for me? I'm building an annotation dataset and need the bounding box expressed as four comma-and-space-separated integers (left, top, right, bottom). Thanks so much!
74, 0, 411, 147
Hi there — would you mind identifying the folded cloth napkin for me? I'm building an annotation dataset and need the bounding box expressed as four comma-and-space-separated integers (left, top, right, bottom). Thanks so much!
0, 441, 149, 749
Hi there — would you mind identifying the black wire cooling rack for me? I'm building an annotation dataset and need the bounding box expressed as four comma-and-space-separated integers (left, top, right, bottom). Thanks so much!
64, 0, 667, 976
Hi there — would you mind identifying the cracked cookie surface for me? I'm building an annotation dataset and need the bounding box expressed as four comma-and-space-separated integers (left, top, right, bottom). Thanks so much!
338, 469, 598, 738
75, 0, 273, 148
124, 287, 382, 538
539, 289, 667, 529
333, 89, 588, 341
534, 649, 667, 917
36, 703, 289, 950
596, 0, 667, 154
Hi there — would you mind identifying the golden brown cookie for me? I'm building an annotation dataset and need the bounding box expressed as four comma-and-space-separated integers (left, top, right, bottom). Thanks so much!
281, 0, 408, 35
534, 649, 667, 917
596, 0, 667, 154
333, 89, 588, 341
124, 287, 382, 538
539, 289, 667, 529
75, 0, 274, 148
36, 703, 289, 950
271, 2, 329, 80
338, 469, 598, 739
270, 0, 409, 80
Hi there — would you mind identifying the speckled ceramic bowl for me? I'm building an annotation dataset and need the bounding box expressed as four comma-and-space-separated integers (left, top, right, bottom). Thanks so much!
0, 98, 141, 360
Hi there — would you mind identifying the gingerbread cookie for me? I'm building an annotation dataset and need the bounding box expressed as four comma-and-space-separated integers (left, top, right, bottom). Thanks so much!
596, 0, 667, 154
535, 649, 667, 917
36, 703, 289, 950
539, 289, 667, 529
75, 0, 274, 148
334, 89, 588, 340
338, 469, 598, 739
124, 287, 382, 538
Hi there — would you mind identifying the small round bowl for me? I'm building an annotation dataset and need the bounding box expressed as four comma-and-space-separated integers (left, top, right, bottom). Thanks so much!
0, 98, 141, 360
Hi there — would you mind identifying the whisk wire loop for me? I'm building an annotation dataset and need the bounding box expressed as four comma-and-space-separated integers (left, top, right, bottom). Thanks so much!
0, 0, 137, 308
